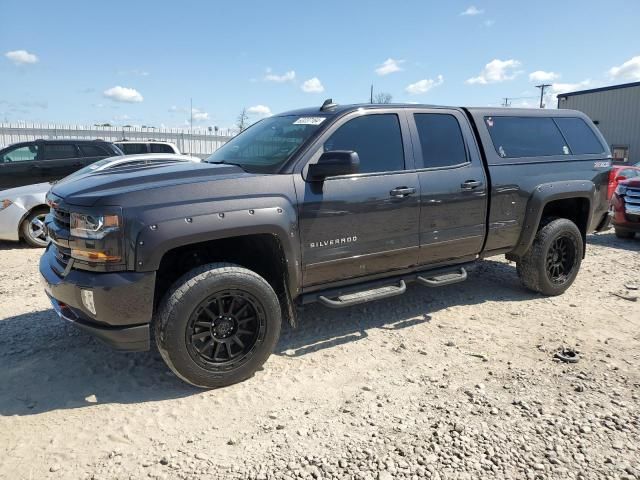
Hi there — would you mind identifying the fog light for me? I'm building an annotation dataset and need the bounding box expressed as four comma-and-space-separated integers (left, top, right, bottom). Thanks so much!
81, 289, 96, 315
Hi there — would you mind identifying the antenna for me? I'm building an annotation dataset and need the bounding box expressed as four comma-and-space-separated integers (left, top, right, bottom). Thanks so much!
320, 99, 337, 111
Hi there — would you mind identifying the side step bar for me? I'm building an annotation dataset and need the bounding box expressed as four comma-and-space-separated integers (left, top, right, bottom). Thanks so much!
318, 281, 406, 309
417, 268, 467, 287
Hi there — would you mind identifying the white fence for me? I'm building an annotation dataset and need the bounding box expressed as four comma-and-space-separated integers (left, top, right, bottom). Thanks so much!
0, 123, 236, 158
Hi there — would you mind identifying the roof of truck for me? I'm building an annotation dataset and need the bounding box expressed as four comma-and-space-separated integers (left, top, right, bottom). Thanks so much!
277, 103, 583, 117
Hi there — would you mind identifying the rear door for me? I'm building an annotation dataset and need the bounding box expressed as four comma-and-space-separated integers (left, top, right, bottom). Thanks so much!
294, 110, 421, 287
38, 142, 84, 182
407, 109, 488, 265
0, 142, 41, 190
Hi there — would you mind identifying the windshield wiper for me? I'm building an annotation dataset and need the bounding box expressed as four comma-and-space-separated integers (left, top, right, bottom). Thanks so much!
208, 160, 247, 172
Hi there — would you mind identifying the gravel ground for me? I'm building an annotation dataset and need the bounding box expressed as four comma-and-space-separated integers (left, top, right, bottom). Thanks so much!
0, 232, 639, 480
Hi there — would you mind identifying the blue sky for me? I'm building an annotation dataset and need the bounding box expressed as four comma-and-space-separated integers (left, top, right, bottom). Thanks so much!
1, 0, 639, 129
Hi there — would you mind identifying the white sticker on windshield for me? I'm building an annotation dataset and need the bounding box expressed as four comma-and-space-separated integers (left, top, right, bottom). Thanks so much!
293, 117, 326, 125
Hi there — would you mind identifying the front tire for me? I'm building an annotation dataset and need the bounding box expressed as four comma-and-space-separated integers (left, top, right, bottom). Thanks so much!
155, 263, 282, 388
516, 218, 583, 296
21, 208, 49, 248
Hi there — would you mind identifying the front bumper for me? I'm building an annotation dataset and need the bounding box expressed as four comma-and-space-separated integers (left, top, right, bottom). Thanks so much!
39, 244, 156, 351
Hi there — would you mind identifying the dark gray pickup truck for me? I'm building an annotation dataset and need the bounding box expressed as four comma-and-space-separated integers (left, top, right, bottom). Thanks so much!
40, 101, 612, 387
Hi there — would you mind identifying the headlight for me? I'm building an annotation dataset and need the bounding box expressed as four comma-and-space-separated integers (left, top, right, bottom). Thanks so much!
70, 213, 120, 239
615, 184, 628, 196
0, 199, 12, 211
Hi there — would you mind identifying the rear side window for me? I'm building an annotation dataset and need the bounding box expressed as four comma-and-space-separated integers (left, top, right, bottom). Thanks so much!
42, 143, 78, 160
79, 144, 110, 157
117, 143, 148, 155
554, 117, 604, 154
324, 114, 404, 173
149, 143, 175, 153
414, 114, 467, 168
485, 117, 569, 158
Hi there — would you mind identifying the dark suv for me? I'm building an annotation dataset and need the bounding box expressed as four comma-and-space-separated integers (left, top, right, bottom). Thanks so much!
41, 102, 612, 388
0, 139, 122, 191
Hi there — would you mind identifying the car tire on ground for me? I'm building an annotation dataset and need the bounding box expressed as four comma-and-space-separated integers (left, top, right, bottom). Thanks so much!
154, 263, 282, 389
614, 228, 635, 239
516, 218, 583, 296
21, 208, 49, 248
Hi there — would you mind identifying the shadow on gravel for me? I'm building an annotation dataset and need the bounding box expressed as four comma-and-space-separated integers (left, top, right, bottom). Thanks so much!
0, 259, 535, 416
0, 240, 35, 251
587, 232, 640, 252
275, 259, 538, 357
0, 309, 197, 417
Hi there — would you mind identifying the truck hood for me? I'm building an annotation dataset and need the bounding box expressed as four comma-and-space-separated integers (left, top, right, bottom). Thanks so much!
50, 161, 250, 207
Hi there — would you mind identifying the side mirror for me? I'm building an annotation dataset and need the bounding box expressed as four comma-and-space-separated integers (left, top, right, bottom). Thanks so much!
307, 150, 359, 182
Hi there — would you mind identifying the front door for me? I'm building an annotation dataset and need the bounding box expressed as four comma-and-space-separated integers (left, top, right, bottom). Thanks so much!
407, 109, 488, 265
295, 111, 420, 287
38, 142, 84, 183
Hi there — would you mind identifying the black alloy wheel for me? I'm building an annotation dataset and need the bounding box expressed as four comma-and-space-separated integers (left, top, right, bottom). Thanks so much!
186, 290, 265, 369
545, 235, 577, 285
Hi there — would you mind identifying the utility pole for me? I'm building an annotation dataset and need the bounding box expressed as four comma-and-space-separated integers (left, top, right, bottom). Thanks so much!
370, 84, 373, 103
535, 84, 552, 108
502, 97, 511, 107
190, 97, 193, 155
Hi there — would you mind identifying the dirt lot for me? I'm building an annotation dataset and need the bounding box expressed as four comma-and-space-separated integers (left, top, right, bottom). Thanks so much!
0, 232, 638, 480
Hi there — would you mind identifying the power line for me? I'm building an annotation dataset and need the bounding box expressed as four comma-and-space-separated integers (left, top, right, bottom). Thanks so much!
535, 84, 552, 108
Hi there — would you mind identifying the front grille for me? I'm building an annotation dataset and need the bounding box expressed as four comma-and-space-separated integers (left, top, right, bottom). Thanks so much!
52, 205, 71, 229
624, 188, 640, 216
55, 245, 72, 268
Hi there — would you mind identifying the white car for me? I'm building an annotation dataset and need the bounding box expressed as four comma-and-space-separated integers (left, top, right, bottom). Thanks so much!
0, 154, 200, 247
114, 141, 180, 155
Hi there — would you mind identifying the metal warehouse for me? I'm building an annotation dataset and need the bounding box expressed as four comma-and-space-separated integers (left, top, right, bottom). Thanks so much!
558, 81, 640, 165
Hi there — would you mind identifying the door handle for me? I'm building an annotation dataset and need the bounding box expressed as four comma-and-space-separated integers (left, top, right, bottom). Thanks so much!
461, 180, 481, 190
390, 186, 416, 198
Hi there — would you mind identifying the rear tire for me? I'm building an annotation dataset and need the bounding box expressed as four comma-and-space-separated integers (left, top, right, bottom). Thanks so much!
516, 218, 583, 296
21, 208, 49, 248
154, 263, 281, 388
614, 228, 635, 239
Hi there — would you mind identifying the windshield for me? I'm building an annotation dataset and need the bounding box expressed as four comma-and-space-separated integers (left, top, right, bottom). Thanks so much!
205, 115, 327, 173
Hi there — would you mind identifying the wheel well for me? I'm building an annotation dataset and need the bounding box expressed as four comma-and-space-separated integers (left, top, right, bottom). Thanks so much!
540, 197, 590, 249
154, 234, 292, 322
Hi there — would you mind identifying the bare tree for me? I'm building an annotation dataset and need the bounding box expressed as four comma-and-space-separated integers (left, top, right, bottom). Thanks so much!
372, 92, 393, 104
236, 108, 250, 132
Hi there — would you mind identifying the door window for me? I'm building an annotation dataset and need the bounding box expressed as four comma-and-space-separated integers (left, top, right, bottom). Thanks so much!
323, 114, 404, 173
414, 114, 468, 168
117, 143, 148, 155
42, 144, 78, 160
149, 143, 175, 153
0, 144, 39, 163
79, 144, 110, 157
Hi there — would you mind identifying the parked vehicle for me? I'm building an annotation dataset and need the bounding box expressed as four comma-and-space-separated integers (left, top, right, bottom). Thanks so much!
0, 140, 122, 191
114, 141, 180, 155
40, 102, 612, 388
0, 154, 199, 247
607, 165, 640, 199
610, 177, 640, 239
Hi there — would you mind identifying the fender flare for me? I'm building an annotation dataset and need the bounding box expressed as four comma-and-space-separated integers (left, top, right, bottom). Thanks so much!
510, 180, 595, 257
132, 203, 302, 296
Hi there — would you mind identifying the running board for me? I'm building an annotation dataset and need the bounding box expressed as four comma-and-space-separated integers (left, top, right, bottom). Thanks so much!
417, 268, 467, 287
318, 281, 406, 308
